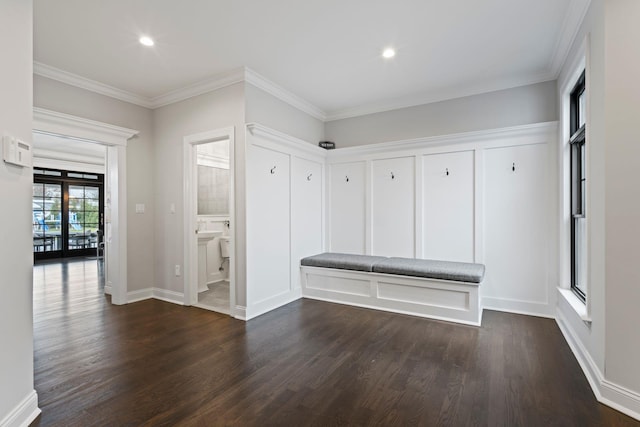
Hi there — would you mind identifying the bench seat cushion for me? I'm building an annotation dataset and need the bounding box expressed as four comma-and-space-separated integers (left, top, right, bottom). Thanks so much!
301, 252, 388, 272
372, 257, 485, 284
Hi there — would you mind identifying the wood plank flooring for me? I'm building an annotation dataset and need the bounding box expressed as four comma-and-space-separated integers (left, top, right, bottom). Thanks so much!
31, 258, 639, 426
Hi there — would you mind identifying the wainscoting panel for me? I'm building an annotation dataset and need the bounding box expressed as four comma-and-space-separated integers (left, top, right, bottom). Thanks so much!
371, 156, 415, 257
329, 161, 366, 254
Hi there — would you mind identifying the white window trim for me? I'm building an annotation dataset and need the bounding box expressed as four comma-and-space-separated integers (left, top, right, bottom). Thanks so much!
558, 34, 592, 322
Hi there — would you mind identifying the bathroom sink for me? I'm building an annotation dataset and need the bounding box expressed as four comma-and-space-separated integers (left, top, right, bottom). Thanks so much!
197, 230, 222, 241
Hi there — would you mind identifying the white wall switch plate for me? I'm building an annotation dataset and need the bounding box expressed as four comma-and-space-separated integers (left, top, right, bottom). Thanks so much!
135, 203, 145, 214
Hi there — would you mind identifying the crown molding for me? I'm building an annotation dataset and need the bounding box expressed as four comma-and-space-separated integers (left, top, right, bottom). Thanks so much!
33, 107, 138, 146
548, 0, 592, 79
34, 62, 154, 108
244, 68, 326, 121
150, 68, 245, 108
324, 71, 556, 122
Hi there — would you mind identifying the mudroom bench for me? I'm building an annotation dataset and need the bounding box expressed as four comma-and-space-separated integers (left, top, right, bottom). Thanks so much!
300, 253, 485, 326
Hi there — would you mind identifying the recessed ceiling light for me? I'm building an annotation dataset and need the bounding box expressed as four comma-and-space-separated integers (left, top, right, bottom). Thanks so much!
139, 36, 155, 47
382, 48, 396, 59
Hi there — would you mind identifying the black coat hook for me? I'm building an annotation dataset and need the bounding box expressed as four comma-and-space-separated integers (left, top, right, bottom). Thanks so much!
270, 166, 276, 174
446, 168, 449, 176
391, 172, 395, 180
345, 175, 349, 182
307, 173, 312, 181
512, 162, 515, 172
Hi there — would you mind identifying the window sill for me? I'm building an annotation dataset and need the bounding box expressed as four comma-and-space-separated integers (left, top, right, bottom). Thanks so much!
558, 287, 592, 323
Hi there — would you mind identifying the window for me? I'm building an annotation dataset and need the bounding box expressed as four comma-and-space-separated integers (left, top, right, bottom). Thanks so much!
570, 70, 586, 301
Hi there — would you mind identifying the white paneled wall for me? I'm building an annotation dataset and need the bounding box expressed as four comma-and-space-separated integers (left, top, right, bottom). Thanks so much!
483, 143, 550, 315
422, 151, 475, 263
244, 122, 556, 320
291, 157, 324, 289
371, 157, 415, 257
329, 162, 366, 254
246, 144, 291, 306
325, 122, 557, 318
245, 124, 325, 319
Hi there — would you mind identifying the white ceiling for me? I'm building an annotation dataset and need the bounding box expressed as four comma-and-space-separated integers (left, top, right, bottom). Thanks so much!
33, 0, 589, 120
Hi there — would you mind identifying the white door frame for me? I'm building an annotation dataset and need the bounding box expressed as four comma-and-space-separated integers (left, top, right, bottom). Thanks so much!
33, 108, 138, 305
183, 127, 236, 316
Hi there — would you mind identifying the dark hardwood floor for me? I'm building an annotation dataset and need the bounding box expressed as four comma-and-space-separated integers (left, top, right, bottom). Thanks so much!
32, 259, 639, 426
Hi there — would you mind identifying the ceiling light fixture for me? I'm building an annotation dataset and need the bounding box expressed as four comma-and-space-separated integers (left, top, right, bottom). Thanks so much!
139, 36, 155, 47
382, 47, 396, 59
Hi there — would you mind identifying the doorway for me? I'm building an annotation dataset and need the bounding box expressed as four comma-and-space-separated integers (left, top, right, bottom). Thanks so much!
183, 127, 236, 316
33, 107, 137, 305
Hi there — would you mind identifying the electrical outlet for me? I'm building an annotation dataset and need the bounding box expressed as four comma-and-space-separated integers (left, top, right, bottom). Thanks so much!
175, 264, 181, 276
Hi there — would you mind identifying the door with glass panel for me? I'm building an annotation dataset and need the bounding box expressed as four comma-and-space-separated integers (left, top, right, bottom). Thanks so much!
33, 169, 104, 260
32, 181, 63, 257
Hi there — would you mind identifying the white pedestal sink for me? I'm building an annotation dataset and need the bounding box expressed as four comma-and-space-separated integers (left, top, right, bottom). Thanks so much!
197, 230, 222, 293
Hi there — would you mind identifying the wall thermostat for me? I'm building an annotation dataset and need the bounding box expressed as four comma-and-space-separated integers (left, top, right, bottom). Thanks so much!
3, 134, 32, 168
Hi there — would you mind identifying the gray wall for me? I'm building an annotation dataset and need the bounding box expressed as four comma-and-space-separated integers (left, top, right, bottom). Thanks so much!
325, 81, 558, 147
245, 83, 325, 144
0, 0, 36, 421
603, 0, 640, 396
34, 75, 156, 293
152, 83, 247, 305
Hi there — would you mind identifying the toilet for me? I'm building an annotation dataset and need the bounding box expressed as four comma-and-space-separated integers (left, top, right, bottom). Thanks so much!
220, 236, 231, 259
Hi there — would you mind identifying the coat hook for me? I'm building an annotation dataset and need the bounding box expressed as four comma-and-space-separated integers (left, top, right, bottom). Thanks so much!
307, 173, 312, 181
345, 175, 349, 182
270, 166, 276, 174
391, 172, 395, 180
446, 168, 449, 176
512, 162, 515, 172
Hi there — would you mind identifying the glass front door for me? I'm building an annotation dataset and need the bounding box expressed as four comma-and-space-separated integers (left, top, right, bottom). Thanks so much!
33, 169, 104, 260
32, 182, 63, 255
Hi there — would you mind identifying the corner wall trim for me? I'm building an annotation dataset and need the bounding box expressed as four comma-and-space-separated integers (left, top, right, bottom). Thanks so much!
0, 390, 40, 427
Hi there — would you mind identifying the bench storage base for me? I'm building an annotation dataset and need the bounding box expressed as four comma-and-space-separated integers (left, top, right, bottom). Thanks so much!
301, 266, 483, 326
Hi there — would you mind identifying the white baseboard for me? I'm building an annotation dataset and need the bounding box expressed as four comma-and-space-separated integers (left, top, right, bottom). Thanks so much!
482, 296, 554, 319
151, 288, 185, 305
127, 288, 153, 303
601, 380, 640, 421
104, 281, 112, 296
234, 305, 247, 321
245, 289, 301, 321
0, 390, 40, 427
555, 307, 603, 396
556, 307, 640, 421
124, 287, 184, 306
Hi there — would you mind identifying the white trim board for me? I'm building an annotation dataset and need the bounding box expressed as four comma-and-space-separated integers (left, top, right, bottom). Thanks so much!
33, 108, 137, 306
246, 123, 327, 160
183, 127, 237, 317
327, 122, 558, 160
0, 390, 40, 427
